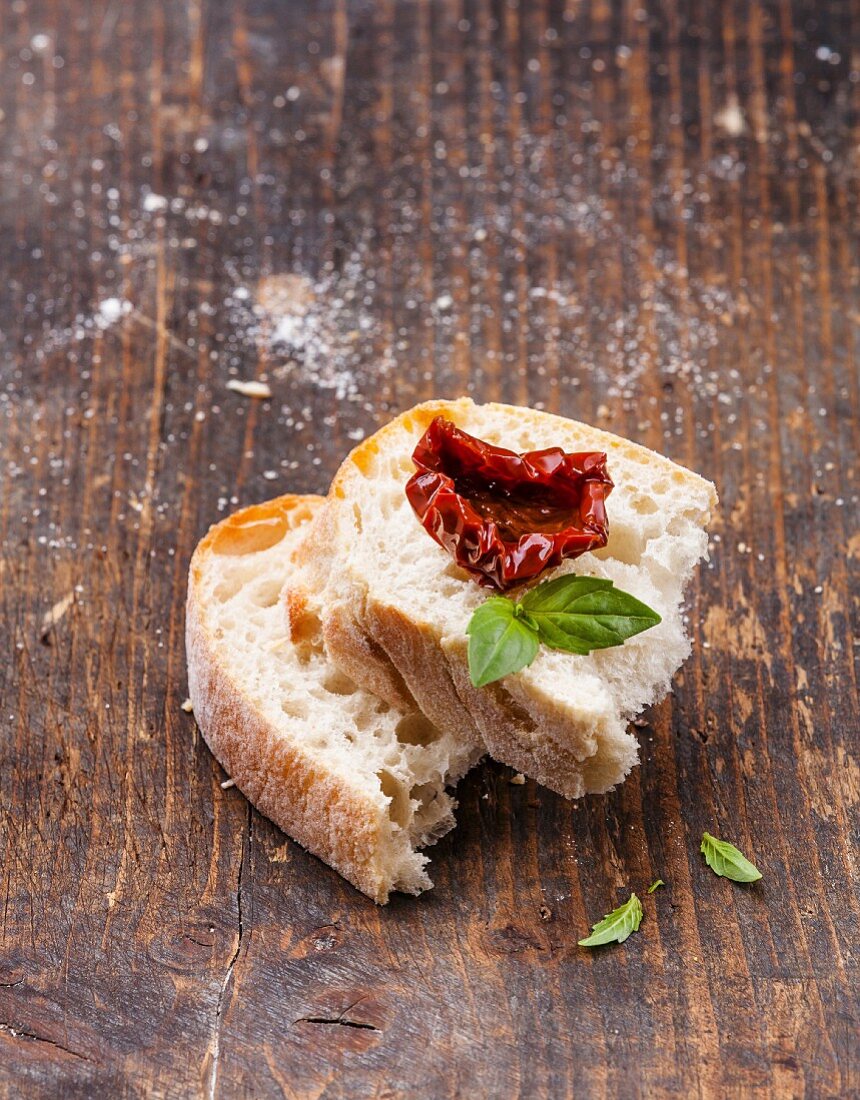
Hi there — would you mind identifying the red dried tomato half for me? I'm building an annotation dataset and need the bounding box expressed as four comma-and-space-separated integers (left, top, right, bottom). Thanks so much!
405, 416, 614, 590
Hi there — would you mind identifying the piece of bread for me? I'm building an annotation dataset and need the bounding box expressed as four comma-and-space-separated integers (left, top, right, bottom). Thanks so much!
288, 399, 717, 799
186, 494, 483, 903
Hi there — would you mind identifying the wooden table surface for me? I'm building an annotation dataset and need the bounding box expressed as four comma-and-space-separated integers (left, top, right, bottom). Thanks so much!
1, 1, 858, 1096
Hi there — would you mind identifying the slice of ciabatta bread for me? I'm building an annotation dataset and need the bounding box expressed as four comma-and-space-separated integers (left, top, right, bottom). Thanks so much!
186, 494, 483, 903
288, 399, 717, 799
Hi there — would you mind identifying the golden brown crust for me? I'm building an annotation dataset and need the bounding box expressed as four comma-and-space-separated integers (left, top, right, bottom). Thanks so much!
186, 494, 396, 903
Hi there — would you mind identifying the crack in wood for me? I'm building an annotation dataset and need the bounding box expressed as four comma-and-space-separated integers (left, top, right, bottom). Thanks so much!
0, 1021, 98, 1064
295, 1016, 381, 1033
294, 994, 381, 1034
205, 805, 249, 1100
183, 933, 216, 949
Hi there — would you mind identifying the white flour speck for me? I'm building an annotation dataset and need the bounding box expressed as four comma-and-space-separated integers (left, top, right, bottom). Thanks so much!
95, 297, 131, 328
714, 95, 746, 136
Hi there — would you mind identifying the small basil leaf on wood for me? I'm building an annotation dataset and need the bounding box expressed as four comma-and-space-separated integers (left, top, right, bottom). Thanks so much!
466, 597, 540, 688
521, 574, 662, 654
578, 893, 643, 947
647, 879, 665, 894
700, 832, 762, 883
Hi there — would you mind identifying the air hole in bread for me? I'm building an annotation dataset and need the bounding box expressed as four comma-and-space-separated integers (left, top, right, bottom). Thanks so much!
281, 698, 308, 719
377, 769, 411, 829
286, 590, 321, 645
293, 642, 315, 666
211, 516, 288, 556
378, 488, 400, 520
214, 579, 242, 603
395, 712, 441, 747
396, 455, 414, 478
322, 669, 358, 696
630, 496, 659, 516
652, 479, 669, 494
251, 578, 282, 608
410, 781, 438, 807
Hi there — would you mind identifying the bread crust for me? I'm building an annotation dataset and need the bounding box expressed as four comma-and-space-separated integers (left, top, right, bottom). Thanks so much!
187, 494, 406, 903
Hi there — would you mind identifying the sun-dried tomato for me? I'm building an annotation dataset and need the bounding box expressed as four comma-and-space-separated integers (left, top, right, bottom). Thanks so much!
405, 416, 614, 590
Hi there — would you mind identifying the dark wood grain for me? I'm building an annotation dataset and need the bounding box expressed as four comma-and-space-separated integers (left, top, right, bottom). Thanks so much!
1, 0, 857, 1096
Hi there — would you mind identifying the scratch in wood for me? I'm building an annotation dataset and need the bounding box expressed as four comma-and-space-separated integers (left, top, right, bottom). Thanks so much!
206, 805, 248, 1100
0, 1021, 99, 1064
97, 1, 121, 47
325, 0, 348, 147
129, 309, 197, 360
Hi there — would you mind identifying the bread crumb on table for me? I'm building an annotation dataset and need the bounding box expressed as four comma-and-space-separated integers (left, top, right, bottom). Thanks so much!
220, 778, 236, 789
180, 698, 194, 713
40, 591, 75, 637
226, 379, 272, 399
510, 772, 526, 785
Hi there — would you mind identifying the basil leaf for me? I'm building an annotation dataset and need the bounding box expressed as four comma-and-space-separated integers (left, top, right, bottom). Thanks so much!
521, 574, 661, 654
700, 832, 762, 883
466, 597, 540, 688
578, 893, 643, 947
647, 879, 665, 894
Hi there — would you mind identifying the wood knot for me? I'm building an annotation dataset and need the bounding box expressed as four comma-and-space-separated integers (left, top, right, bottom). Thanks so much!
287, 923, 345, 959
147, 924, 219, 972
